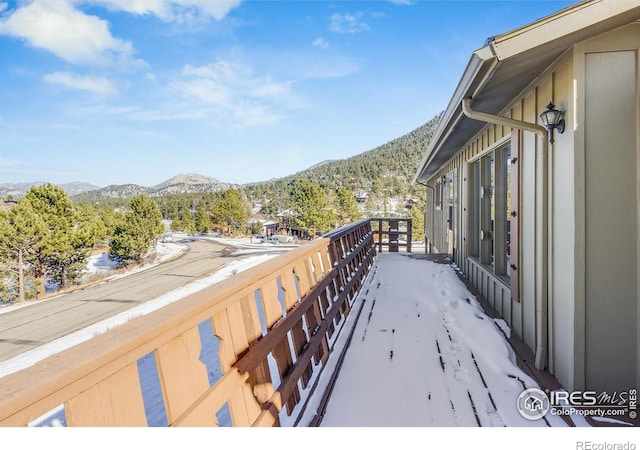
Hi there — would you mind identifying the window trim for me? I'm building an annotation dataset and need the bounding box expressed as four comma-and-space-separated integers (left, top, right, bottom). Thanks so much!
468, 135, 510, 164
466, 139, 513, 280
435, 178, 443, 210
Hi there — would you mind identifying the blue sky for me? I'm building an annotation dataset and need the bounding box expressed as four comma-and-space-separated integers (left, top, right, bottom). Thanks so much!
0, 0, 574, 187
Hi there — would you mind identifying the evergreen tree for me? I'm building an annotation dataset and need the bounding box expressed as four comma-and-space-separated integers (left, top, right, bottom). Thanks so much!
194, 206, 210, 234
249, 221, 263, 235
170, 216, 184, 232
334, 187, 362, 226
25, 184, 92, 296
74, 204, 103, 249
288, 179, 336, 235
0, 201, 45, 302
211, 189, 249, 235
408, 199, 425, 242
182, 209, 196, 235
95, 206, 120, 246
109, 194, 164, 267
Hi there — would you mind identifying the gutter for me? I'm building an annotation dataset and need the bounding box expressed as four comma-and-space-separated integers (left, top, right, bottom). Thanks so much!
461, 97, 549, 371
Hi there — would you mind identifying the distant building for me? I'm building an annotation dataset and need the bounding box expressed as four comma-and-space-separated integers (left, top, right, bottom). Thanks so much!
355, 192, 368, 203
289, 227, 310, 240
247, 214, 279, 236
403, 199, 417, 209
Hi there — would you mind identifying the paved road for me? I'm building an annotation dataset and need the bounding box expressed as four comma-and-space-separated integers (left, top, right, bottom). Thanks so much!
0, 238, 270, 363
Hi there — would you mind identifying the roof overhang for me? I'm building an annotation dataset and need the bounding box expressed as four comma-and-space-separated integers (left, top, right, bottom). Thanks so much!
414, 0, 640, 184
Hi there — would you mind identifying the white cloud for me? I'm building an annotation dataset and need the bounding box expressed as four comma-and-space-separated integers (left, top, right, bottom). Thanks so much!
42, 71, 117, 95
171, 77, 232, 105
168, 59, 302, 127
87, 0, 244, 23
69, 104, 138, 116
136, 130, 169, 140
329, 12, 370, 34
294, 56, 361, 81
0, 0, 243, 68
0, 158, 20, 167
0, 0, 143, 67
312, 37, 329, 49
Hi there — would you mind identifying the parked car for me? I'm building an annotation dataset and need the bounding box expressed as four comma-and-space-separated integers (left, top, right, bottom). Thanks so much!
161, 233, 174, 243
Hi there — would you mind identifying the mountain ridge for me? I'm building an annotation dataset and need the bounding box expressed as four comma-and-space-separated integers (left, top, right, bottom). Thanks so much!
71, 173, 235, 202
0, 181, 101, 199
3, 114, 442, 205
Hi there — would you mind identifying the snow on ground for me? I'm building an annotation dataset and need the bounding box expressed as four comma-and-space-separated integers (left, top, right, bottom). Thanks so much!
0, 241, 187, 315
315, 253, 568, 427
0, 253, 278, 380
83, 241, 186, 283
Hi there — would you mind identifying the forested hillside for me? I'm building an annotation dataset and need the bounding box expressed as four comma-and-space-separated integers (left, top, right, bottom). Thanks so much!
245, 113, 441, 215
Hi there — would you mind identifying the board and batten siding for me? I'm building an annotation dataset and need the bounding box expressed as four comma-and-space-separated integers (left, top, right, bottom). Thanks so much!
573, 22, 640, 393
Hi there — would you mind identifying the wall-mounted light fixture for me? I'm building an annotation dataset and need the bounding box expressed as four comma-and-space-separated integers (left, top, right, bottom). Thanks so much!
539, 102, 565, 143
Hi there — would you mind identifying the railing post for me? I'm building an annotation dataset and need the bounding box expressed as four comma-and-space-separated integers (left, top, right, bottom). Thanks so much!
388, 219, 399, 252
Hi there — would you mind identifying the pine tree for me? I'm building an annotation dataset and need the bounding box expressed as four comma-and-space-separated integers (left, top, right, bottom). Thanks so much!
288, 179, 336, 235
109, 194, 164, 267
0, 201, 45, 302
408, 199, 425, 242
211, 189, 249, 235
24, 184, 92, 296
194, 206, 210, 234
170, 216, 184, 232
182, 209, 196, 235
334, 187, 362, 226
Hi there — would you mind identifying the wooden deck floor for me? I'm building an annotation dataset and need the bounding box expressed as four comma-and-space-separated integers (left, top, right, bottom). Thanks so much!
313, 253, 578, 427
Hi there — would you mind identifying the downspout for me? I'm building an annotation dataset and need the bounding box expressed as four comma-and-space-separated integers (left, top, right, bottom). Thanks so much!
461, 97, 549, 371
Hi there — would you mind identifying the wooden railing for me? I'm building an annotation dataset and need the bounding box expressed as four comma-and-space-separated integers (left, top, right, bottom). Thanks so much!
370, 217, 412, 253
0, 219, 376, 427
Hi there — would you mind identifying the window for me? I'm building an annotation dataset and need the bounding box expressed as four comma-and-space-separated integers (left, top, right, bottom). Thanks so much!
468, 143, 512, 280
447, 171, 456, 232
468, 160, 481, 257
435, 178, 443, 210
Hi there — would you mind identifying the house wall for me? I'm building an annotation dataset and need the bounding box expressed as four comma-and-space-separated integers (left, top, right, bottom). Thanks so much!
424, 19, 640, 395
425, 54, 578, 390
573, 22, 640, 393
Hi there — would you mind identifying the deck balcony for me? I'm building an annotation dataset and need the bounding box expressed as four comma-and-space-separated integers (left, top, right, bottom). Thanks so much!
0, 218, 573, 427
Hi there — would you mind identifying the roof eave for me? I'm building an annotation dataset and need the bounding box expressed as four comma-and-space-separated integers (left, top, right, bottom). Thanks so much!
413, 0, 640, 185
412, 50, 496, 184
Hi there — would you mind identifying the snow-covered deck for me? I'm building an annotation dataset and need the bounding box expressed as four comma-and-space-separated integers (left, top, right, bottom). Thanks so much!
315, 253, 568, 427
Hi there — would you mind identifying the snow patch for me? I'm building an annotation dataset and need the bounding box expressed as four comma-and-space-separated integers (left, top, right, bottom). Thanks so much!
0, 253, 278, 380
494, 318, 511, 338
